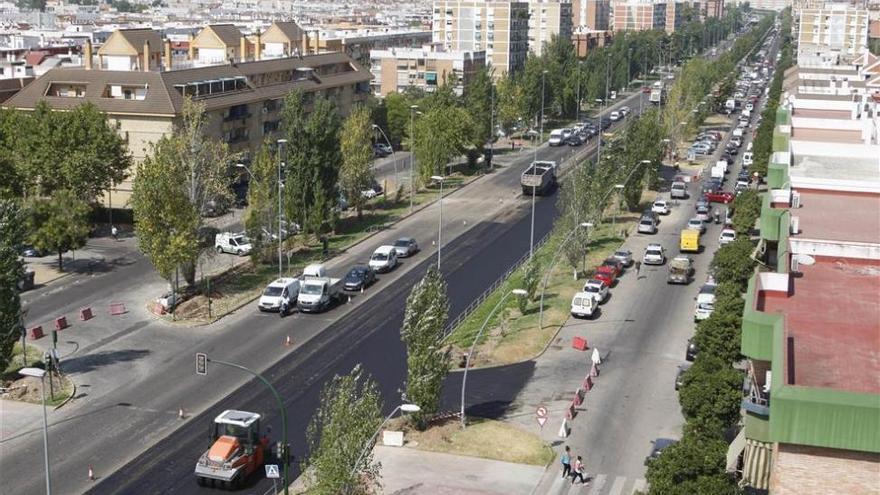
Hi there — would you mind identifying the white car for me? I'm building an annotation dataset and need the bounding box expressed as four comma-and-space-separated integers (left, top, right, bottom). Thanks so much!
215, 232, 252, 256
361, 188, 379, 199
368, 245, 398, 273
638, 217, 658, 234
643, 243, 666, 265
687, 217, 706, 234
609, 111, 621, 122
582, 279, 609, 304
742, 152, 754, 167
570, 291, 598, 319
719, 228, 737, 245
258, 277, 301, 312
619, 106, 631, 116
652, 200, 670, 215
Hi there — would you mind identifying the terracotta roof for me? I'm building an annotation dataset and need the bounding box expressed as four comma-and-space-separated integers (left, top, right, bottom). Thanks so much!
25, 51, 48, 66
3, 51, 371, 116
206, 24, 242, 48
271, 21, 304, 41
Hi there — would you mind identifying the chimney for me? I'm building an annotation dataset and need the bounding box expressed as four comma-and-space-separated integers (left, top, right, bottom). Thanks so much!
164, 39, 172, 71
143, 40, 150, 72
188, 33, 195, 60
255, 30, 262, 61
240, 35, 247, 62
302, 32, 309, 55
84, 39, 93, 70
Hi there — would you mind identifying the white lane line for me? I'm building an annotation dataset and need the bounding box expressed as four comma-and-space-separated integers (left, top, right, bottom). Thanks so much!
608, 475, 627, 495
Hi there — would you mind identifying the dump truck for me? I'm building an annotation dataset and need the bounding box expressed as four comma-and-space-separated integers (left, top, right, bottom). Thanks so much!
521, 160, 557, 196
195, 410, 270, 488
667, 255, 694, 285
297, 263, 342, 313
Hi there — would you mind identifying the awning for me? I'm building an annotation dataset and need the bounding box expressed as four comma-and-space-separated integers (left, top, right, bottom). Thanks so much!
726, 428, 747, 472
742, 438, 772, 490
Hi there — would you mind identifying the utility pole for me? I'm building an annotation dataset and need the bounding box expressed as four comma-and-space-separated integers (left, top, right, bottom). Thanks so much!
409, 105, 419, 212
276, 139, 287, 278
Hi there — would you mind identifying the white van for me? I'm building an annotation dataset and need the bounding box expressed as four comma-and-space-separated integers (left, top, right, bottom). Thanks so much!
548, 129, 565, 146
258, 277, 301, 312
215, 232, 252, 256
369, 245, 398, 273
694, 282, 717, 321
570, 292, 598, 319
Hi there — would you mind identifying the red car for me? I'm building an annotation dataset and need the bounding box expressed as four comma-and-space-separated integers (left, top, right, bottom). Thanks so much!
594, 265, 618, 286
704, 190, 735, 204
642, 86, 651, 93
600, 258, 624, 277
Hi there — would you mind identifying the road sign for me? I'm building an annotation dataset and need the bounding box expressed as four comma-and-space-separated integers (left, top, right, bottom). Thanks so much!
195, 353, 207, 376
536, 405, 548, 428
265, 464, 280, 479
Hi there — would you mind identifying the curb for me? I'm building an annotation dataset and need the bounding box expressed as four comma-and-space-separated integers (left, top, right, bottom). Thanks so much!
53, 376, 77, 411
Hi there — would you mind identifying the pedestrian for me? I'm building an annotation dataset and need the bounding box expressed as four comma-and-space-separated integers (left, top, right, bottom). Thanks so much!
560, 446, 572, 479
279, 290, 290, 318
570, 455, 587, 484
635, 260, 642, 278
111, 225, 118, 241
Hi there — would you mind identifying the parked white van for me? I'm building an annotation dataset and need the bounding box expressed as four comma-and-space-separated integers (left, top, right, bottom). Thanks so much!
548, 129, 565, 146
694, 281, 717, 321
369, 245, 398, 273
215, 232, 252, 256
570, 292, 598, 319
258, 277, 301, 312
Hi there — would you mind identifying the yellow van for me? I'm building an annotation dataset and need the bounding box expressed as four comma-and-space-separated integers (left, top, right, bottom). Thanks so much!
680, 229, 700, 253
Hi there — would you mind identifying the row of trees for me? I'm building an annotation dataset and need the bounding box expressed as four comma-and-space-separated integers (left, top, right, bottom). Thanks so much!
0, 102, 131, 270
302, 266, 451, 493
644, 12, 780, 490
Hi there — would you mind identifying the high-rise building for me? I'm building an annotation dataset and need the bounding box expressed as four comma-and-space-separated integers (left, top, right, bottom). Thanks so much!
369, 45, 486, 96
612, 0, 671, 32
572, 0, 612, 30
797, 2, 870, 63
528, 0, 574, 56
432, 0, 530, 77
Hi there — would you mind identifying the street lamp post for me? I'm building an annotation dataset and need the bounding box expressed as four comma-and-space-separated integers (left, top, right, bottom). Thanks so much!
595, 98, 604, 165
612, 184, 625, 234
460, 289, 527, 427
409, 105, 419, 212
348, 403, 420, 492
575, 61, 583, 123
538, 222, 592, 328
19, 367, 50, 495
276, 139, 287, 278
431, 175, 445, 270
529, 70, 548, 261
372, 124, 398, 186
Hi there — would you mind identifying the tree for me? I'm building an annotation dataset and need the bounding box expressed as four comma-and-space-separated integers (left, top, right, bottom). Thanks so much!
243, 142, 279, 264
382, 92, 413, 147
710, 237, 756, 290
25, 190, 90, 272
0, 199, 26, 371
400, 267, 451, 430
678, 355, 744, 434
340, 107, 375, 219
304, 365, 383, 494
731, 189, 761, 234
495, 76, 526, 137
412, 106, 473, 183
131, 98, 232, 285
646, 426, 736, 495
522, 258, 541, 303
463, 66, 494, 151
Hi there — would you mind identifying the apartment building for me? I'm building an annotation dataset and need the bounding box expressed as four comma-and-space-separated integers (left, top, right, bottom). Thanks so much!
3, 24, 372, 206
528, 0, 574, 56
732, 56, 880, 493
727, 0, 791, 10
701, 0, 725, 18
432, 0, 530, 77
572, 28, 613, 55
611, 0, 680, 32
369, 44, 485, 96
797, 3, 870, 63
572, 0, 612, 30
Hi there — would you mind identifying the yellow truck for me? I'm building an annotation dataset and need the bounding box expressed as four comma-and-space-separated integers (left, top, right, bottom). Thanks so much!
680, 229, 701, 253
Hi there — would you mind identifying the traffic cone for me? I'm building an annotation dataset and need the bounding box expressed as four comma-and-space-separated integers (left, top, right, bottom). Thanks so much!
590, 362, 599, 377
284, 335, 293, 346
178, 407, 185, 419
360, 286, 364, 294
557, 418, 569, 438
88, 465, 95, 481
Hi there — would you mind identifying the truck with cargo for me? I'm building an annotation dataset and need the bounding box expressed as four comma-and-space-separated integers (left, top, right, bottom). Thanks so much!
667, 256, 694, 284
711, 164, 725, 182
296, 263, 342, 313
521, 161, 557, 195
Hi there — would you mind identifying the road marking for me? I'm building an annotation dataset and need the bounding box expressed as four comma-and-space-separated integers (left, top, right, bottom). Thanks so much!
584, 474, 607, 495
631, 478, 647, 494
548, 471, 568, 494
608, 476, 627, 495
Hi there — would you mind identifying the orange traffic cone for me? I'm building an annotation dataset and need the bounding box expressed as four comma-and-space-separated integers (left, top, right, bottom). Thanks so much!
285, 335, 292, 346
88, 465, 95, 481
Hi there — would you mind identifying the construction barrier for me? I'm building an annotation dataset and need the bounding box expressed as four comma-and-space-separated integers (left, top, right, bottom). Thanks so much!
29, 326, 44, 340
582, 375, 594, 391
590, 362, 600, 377
54, 316, 68, 330
79, 307, 94, 321
573, 388, 585, 407
572, 336, 589, 351
566, 401, 578, 419
109, 302, 127, 315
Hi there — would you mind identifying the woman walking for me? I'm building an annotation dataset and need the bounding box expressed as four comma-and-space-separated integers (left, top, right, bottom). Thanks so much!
570, 455, 587, 484
560, 446, 572, 479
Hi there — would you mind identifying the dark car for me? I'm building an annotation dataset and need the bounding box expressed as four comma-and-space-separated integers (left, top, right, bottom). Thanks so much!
600, 117, 612, 130
645, 438, 678, 465
675, 363, 692, 391
725, 144, 739, 156
686, 338, 699, 361
601, 258, 624, 277
720, 154, 734, 166
641, 209, 659, 223
18, 244, 44, 257
567, 134, 585, 146
343, 265, 376, 291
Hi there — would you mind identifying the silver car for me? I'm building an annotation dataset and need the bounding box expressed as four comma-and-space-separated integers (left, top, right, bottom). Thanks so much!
393, 237, 419, 257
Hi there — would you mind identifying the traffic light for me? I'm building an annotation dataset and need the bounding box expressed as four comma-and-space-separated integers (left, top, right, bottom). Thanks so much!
195, 353, 207, 375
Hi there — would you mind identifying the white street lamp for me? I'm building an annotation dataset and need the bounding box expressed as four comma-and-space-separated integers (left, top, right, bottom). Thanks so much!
20, 367, 50, 495
538, 222, 592, 328
350, 403, 421, 489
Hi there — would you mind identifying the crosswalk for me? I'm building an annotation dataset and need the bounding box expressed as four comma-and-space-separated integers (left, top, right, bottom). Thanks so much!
545, 473, 648, 495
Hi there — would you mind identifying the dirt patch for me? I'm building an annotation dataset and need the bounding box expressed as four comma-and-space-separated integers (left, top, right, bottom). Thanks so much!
1, 373, 73, 405
387, 416, 553, 466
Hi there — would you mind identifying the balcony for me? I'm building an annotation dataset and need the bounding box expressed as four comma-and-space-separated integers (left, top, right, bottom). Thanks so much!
224, 111, 252, 122
742, 374, 771, 416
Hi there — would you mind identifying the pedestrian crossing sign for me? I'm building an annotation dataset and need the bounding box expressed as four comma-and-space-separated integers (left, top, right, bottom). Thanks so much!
265, 464, 280, 479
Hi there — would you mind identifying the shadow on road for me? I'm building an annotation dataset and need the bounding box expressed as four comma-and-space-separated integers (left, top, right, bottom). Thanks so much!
441, 360, 537, 420
63, 349, 151, 374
